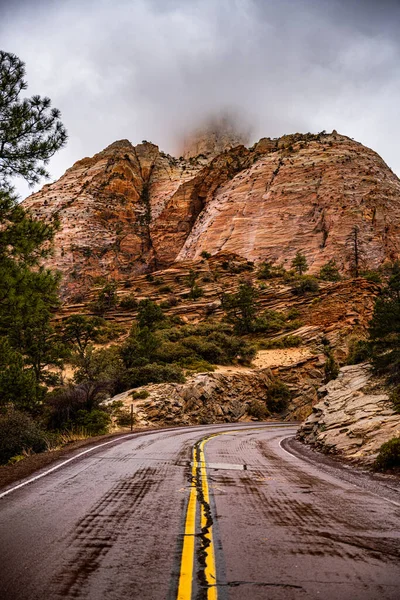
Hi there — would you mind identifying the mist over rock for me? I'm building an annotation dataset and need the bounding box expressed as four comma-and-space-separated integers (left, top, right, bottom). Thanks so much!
179, 113, 251, 159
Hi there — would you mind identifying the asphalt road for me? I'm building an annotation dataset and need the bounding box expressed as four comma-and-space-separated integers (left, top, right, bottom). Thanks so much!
0, 423, 399, 600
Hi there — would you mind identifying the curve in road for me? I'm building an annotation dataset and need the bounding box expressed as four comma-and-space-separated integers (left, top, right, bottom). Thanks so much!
0, 423, 399, 600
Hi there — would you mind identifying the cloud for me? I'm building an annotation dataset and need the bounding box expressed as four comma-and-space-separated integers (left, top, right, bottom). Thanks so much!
1, 0, 399, 198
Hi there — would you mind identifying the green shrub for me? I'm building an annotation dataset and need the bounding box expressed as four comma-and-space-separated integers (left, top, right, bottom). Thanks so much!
159, 285, 173, 294
119, 294, 138, 310
137, 299, 165, 330
188, 284, 204, 300
361, 270, 382, 284
74, 409, 111, 435
0, 411, 48, 464
115, 410, 134, 427
347, 338, 371, 364
253, 310, 287, 333
389, 386, 400, 414
291, 276, 320, 295
324, 353, 340, 383
374, 437, 400, 470
319, 260, 341, 282
127, 363, 185, 388
201, 251, 211, 259
130, 389, 150, 400
258, 335, 302, 349
266, 381, 291, 413
257, 260, 286, 279
248, 400, 269, 420
91, 282, 118, 314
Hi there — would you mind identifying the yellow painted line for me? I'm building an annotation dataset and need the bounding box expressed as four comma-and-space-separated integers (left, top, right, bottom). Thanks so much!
199, 437, 218, 600
177, 425, 291, 598
177, 450, 198, 600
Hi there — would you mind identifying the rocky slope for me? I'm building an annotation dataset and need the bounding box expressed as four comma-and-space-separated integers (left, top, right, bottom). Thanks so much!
111, 369, 273, 427
297, 364, 400, 463
23, 130, 400, 298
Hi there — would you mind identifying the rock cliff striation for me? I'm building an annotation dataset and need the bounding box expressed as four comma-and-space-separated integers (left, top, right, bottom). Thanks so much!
297, 364, 400, 463
22, 130, 400, 298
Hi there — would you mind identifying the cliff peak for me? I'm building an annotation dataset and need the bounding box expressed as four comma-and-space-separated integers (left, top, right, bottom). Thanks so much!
180, 113, 251, 159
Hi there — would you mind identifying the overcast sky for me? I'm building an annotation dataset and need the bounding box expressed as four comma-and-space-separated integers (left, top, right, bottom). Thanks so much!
1, 0, 399, 199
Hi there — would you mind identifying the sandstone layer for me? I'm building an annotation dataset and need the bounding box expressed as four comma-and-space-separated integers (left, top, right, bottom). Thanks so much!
23, 131, 400, 298
297, 364, 400, 463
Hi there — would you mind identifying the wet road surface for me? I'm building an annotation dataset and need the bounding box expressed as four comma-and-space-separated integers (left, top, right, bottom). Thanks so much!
0, 423, 399, 599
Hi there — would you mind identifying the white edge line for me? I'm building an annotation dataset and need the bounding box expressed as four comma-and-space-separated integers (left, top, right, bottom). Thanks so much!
279, 436, 400, 509
0, 434, 134, 500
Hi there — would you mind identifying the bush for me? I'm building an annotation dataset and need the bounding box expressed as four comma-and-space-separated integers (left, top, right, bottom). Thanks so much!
188, 284, 204, 300
389, 386, 400, 414
374, 437, 400, 470
200, 251, 211, 259
319, 260, 341, 282
324, 353, 340, 383
159, 285, 173, 294
253, 310, 287, 333
347, 338, 371, 364
257, 260, 286, 279
74, 409, 111, 435
248, 400, 269, 420
119, 294, 138, 310
0, 411, 48, 464
291, 276, 320, 295
258, 335, 302, 349
92, 282, 118, 314
266, 381, 291, 413
361, 270, 382, 284
127, 363, 185, 388
130, 389, 150, 400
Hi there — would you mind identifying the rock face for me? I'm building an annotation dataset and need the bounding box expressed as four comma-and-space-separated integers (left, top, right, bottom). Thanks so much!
297, 364, 400, 463
22, 130, 400, 297
111, 369, 273, 427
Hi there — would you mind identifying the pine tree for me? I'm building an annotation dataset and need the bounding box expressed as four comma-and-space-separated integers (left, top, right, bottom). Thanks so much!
369, 262, 400, 382
346, 225, 365, 277
291, 251, 308, 276
222, 280, 258, 334
0, 50, 67, 411
0, 50, 67, 188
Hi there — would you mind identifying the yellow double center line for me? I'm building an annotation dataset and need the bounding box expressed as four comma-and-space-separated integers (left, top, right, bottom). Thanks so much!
177, 434, 218, 600
177, 425, 290, 598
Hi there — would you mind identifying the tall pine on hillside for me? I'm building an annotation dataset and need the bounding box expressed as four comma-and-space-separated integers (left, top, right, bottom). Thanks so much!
0, 50, 67, 412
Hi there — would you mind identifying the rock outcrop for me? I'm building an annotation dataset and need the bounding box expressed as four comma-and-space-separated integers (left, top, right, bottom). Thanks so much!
22, 130, 400, 298
297, 364, 400, 463
111, 369, 273, 427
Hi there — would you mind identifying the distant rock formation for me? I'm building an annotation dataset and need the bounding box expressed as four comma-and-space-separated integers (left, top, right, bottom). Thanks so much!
22, 130, 400, 298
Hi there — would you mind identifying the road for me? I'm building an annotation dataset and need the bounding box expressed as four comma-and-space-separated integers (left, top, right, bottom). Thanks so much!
0, 423, 399, 599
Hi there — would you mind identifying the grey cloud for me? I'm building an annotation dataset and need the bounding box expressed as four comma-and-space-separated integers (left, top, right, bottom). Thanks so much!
0, 0, 399, 198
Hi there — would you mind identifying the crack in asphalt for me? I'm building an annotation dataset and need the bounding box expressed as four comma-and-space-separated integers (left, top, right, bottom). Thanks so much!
193, 441, 215, 600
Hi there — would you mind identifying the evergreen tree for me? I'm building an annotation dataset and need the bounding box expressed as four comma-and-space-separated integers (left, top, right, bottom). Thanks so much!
291, 251, 308, 276
346, 225, 365, 277
0, 50, 67, 411
0, 50, 67, 188
369, 261, 400, 382
319, 259, 341, 282
222, 280, 258, 334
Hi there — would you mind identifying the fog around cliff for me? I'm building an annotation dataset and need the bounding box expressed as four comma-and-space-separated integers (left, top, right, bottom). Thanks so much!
1, 0, 399, 198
